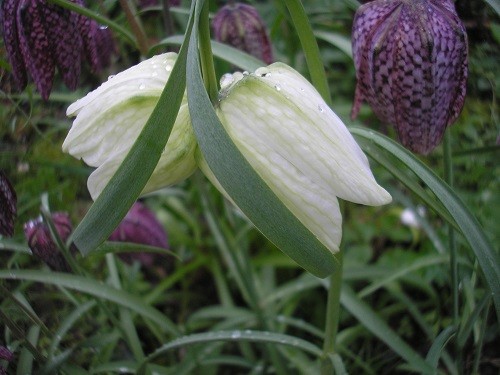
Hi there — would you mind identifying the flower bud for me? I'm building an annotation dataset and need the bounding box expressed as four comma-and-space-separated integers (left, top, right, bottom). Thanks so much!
212, 3, 273, 64
351, 0, 468, 154
0, 171, 17, 237
109, 202, 168, 266
23, 212, 73, 272
199, 63, 391, 254
63, 53, 197, 200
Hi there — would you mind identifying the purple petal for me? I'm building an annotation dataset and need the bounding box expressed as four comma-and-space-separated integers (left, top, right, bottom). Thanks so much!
1, 0, 28, 89
110, 202, 168, 249
351, 0, 468, 154
0, 171, 17, 237
17, 0, 55, 100
73, 0, 115, 73
24, 212, 73, 272
212, 3, 273, 64
40, 2, 82, 90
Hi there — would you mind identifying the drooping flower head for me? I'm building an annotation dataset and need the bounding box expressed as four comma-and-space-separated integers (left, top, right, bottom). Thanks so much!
0, 171, 17, 237
212, 2, 273, 64
0, 0, 115, 100
199, 64, 392, 254
351, 0, 468, 154
109, 201, 169, 267
63, 53, 197, 200
63, 54, 390, 268
24, 212, 73, 272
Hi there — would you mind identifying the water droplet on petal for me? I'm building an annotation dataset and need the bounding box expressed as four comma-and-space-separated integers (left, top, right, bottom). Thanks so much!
318, 105, 324, 112
165, 64, 172, 72
220, 73, 234, 89
274, 84, 281, 91
107, 74, 115, 80
151, 71, 158, 77
139, 83, 146, 90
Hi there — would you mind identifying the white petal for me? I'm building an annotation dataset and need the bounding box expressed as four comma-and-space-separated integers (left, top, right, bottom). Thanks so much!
215, 63, 391, 253
86, 104, 196, 200
63, 53, 178, 167
219, 63, 391, 206
63, 53, 197, 200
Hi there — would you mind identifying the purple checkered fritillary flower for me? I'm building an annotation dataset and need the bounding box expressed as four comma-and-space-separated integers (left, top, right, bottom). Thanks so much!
351, 0, 468, 154
109, 201, 169, 267
24, 212, 73, 272
1, 0, 115, 100
212, 2, 273, 64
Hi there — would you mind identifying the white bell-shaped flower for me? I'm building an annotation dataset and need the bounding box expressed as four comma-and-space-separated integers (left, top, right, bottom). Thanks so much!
199, 63, 392, 254
63, 53, 197, 200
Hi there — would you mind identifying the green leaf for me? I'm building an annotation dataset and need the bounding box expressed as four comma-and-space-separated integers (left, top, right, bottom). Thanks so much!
425, 326, 456, 370
186, 3, 338, 278
0, 270, 181, 336
152, 35, 265, 72
71, 4, 196, 256
282, 0, 332, 105
351, 127, 500, 321
137, 330, 322, 371
341, 285, 434, 373
315, 31, 353, 58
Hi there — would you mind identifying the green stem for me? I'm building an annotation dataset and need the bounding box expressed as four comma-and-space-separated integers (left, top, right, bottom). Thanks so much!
443, 132, 460, 369
119, 0, 151, 55
162, 0, 176, 39
282, 0, 332, 106
198, 0, 219, 102
321, 252, 343, 375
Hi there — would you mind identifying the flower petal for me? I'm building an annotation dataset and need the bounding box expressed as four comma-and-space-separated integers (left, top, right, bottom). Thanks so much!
1, 0, 28, 89
63, 53, 197, 199
17, 0, 55, 100
214, 63, 391, 252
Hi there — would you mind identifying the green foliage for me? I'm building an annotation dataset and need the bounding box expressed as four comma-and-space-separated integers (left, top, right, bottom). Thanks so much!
1, 0, 498, 374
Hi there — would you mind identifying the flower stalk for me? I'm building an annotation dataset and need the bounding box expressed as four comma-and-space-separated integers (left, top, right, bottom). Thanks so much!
119, 0, 150, 55
321, 252, 343, 375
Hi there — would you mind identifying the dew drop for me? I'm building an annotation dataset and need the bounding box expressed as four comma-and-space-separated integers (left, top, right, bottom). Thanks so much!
99, 25, 108, 30
151, 71, 158, 77
274, 84, 282, 91
242, 71, 249, 76
165, 64, 172, 72
220, 73, 234, 89
139, 83, 146, 90
318, 105, 324, 112
231, 331, 241, 339
300, 87, 305, 92
107, 74, 116, 80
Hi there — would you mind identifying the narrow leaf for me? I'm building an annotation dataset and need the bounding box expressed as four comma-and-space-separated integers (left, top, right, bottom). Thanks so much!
352, 127, 500, 321
186, 2, 338, 277
341, 285, 434, 373
0, 270, 181, 336
153, 35, 264, 72
71, 5, 195, 255
425, 326, 456, 370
